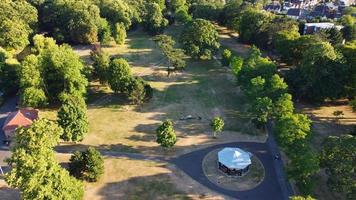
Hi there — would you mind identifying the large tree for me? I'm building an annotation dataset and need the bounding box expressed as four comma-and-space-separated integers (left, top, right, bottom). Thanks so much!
90, 48, 110, 84
274, 113, 312, 148
219, 0, 243, 28
20, 35, 88, 105
5, 119, 83, 200
97, 0, 133, 30
19, 55, 47, 107
320, 135, 356, 199
41, 0, 103, 44
238, 8, 274, 45
287, 147, 320, 194
108, 58, 133, 93
190, 0, 223, 21
287, 41, 349, 102
0, 49, 20, 96
341, 41, 356, 99
154, 35, 186, 76
142, 2, 168, 35
180, 19, 220, 59
57, 96, 89, 142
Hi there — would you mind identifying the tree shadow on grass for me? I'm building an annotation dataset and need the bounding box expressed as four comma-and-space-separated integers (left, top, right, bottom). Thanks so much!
55, 143, 140, 154
95, 173, 194, 200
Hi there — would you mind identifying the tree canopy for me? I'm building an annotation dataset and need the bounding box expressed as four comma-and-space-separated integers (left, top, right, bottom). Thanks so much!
142, 2, 168, 35
57, 96, 89, 142
108, 58, 133, 94
154, 34, 186, 75
0, 0, 37, 50
180, 19, 220, 59
20, 35, 88, 106
69, 147, 104, 182
6, 119, 84, 200
320, 135, 356, 199
156, 120, 177, 148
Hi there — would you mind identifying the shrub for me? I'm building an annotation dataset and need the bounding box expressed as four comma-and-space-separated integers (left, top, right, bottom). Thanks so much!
69, 147, 104, 182
221, 49, 232, 66
128, 77, 153, 104
156, 120, 177, 148
211, 117, 224, 138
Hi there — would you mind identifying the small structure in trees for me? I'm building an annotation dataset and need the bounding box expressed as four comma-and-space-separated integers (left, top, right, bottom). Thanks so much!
218, 147, 252, 176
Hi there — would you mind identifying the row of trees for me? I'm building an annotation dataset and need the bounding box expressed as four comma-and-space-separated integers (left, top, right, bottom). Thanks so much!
0, 0, 176, 50
207, 2, 356, 105
16, 35, 91, 142
232, 47, 319, 194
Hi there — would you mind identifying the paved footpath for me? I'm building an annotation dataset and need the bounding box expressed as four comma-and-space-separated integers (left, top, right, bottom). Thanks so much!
0, 96, 18, 172
0, 96, 18, 147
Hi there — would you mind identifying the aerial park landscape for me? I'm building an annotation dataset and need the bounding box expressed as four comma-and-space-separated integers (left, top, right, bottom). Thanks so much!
0, 0, 355, 200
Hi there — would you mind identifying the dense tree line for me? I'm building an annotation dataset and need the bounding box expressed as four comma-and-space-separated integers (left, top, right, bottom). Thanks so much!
233, 47, 319, 194
214, 3, 356, 104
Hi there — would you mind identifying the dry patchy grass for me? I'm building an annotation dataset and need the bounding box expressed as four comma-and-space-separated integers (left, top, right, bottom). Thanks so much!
84, 158, 223, 200
50, 29, 266, 156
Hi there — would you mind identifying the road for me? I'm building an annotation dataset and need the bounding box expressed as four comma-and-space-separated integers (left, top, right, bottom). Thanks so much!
0, 96, 17, 168
172, 141, 289, 200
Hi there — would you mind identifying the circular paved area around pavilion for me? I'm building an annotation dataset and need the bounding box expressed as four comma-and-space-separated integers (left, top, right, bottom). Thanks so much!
171, 142, 285, 200
202, 148, 265, 191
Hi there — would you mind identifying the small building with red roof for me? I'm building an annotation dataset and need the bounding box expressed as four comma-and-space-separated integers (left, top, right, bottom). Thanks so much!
2, 108, 38, 139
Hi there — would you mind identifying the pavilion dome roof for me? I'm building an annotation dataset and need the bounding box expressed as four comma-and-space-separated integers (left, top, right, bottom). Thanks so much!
218, 147, 252, 170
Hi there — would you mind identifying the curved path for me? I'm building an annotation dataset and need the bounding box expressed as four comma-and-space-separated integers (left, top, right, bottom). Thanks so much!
172, 141, 286, 200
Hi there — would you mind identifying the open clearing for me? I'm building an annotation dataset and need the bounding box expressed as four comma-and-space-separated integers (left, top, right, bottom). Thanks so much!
36, 28, 265, 199
54, 29, 266, 158
4, 26, 355, 199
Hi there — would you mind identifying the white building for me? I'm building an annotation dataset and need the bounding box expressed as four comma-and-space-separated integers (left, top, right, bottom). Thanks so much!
303, 22, 344, 34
